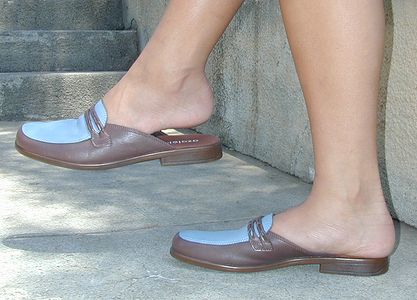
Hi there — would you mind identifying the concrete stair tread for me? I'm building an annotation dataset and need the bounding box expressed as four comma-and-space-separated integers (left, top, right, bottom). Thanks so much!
0, 71, 125, 120
1, 71, 127, 75
0, 0, 124, 30
0, 30, 138, 72
0, 30, 136, 33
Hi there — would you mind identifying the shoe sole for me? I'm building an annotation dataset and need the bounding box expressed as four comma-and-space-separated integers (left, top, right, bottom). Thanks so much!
170, 248, 389, 276
15, 142, 223, 170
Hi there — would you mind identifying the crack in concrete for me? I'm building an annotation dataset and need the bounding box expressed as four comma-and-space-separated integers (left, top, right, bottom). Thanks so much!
289, 122, 310, 176
3, 216, 255, 241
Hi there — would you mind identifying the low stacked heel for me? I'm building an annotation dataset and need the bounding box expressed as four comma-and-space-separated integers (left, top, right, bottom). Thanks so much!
319, 257, 389, 276
160, 144, 222, 166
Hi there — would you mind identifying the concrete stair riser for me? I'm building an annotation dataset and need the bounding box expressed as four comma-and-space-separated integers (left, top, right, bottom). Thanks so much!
0, 31, 138, 72
0, 72, 125, 120
0, 0, 124, 30
0, 0, 136, 122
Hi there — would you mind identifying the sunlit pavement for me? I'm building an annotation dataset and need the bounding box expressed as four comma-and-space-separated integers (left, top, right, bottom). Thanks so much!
1, 122, 416, 300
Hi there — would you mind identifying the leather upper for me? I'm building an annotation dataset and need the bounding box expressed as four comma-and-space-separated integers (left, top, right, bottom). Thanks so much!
15, 99, 222, 169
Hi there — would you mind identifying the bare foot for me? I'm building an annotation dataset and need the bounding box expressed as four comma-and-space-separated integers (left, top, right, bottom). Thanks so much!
103, 61, 214, 134
271, 181, 395, 258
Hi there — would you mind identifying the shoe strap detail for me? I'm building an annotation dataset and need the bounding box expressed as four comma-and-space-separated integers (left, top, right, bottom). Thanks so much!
85, 107, 112, 148
247, 216, 273, 252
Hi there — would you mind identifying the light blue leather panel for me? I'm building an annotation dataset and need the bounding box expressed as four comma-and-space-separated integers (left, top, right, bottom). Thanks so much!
179, 214, 273, 245
22, 100, 107, 144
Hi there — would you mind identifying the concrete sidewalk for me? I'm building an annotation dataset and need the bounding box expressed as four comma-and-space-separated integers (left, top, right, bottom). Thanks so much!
0, 122, 416, 300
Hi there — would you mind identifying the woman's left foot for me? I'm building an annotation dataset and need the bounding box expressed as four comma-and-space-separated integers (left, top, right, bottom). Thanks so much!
171, 211, 392, 276
171, 186, 395, 276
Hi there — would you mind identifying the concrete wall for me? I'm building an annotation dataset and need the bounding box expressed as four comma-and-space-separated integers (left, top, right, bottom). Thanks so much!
122, 0, 417, 228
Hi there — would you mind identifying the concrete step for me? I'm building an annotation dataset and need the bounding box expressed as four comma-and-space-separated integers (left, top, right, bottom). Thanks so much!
0, 0, 124, 30
0, 71, 125, 120
0, 30, 138, 72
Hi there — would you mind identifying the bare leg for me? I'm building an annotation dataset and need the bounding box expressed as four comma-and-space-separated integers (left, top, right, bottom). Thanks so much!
109, 0, 395, 258
104, 0, 243, 134
272, 0, 395, 257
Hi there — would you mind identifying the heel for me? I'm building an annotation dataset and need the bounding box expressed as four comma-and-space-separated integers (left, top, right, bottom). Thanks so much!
160, 145, 222, 166
319, 257, 389, 276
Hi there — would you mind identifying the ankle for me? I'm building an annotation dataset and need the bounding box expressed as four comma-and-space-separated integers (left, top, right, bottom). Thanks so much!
130, 49, 205, 88
123, 60, 208, 102
273, 186, 395, 257
311, 171, 386, 205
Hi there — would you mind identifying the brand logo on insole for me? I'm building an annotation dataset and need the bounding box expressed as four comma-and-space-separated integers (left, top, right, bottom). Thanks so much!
168, 139, 200, 145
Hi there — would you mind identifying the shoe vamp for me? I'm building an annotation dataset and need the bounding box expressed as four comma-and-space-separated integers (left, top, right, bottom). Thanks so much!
173, 234, 309, 268
18, 125, 173, 165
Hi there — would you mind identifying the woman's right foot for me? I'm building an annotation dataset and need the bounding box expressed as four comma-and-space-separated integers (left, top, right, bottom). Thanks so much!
15, 97, 222, 170
15, 53, 221, 169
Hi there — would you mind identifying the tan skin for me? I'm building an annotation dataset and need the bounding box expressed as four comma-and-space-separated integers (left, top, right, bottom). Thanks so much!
103, 0, 243, 133
104, 0, 395, 258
